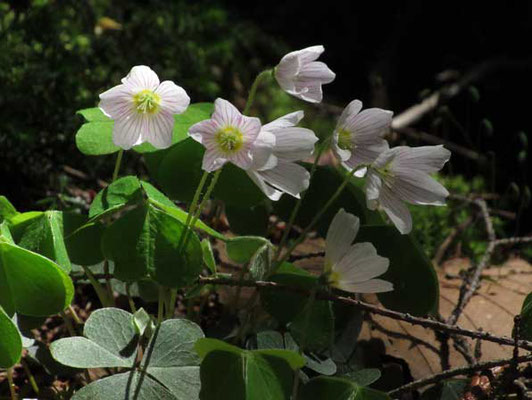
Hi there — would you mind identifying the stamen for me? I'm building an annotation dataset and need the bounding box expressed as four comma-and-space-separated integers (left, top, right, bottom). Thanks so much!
133, 89, 161, 114
215, 126, 244, 154
337, 128, 353, 150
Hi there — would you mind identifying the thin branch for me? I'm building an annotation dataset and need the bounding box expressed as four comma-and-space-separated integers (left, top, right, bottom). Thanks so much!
197, 277, 532, 351
387, 354, 532, 398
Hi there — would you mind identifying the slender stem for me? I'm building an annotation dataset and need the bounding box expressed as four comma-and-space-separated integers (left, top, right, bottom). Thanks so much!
125, 283, 137, 313
81, 265, 112, 307
103, 260, 115, 307
178, 171, 210, 251
21, 358, 39, 395
243, 69, 272, 115
68, 305, 82, 325
291, 287, 318, 399
276, 167, 359, 267
166, 289, 177, 319
184, 170, 222, 249
276, 139, 330, 259
157, 286, 165, 324
111, 149, 124, 182
60, 311, 77, 337
7, 367, 17, 400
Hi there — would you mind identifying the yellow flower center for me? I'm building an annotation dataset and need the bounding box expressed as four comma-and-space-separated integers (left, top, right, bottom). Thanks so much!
327, 270, 341, 286
215, 126, 244, 154
133, 89, 161, 114
337, 128, 353, 150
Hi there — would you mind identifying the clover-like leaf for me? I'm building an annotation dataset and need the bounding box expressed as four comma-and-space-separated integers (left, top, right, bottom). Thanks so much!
51, 308, 139, 368
225, 236, 270, 264
195, 338, 304, 400
0, 240, 74, 317
101, 202, 203, 286
0, 306, 22, 368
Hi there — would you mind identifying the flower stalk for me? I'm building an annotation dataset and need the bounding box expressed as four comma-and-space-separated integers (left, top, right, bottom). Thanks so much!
243, 69, 272, 115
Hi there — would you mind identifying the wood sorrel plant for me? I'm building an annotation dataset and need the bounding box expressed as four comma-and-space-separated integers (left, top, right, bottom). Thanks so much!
3, 45, 529, 400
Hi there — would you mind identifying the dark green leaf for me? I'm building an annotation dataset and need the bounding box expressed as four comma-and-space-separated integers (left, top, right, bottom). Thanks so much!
226, 236, 270, 264
344, 369, 381, 386
421, 379, 468, 400
299, 376, 390, 400
0, 306, 22, 368
356, 225, 439, 316
225, 203, 269, 236
89, 176, 144, 219
63, 213, 105, 266
520, 292, 532, 340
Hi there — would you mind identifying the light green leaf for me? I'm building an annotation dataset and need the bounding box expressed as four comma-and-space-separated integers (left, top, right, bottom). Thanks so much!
51, 307, 138, 368
0, 196, 18, 222
299, 376, 390, 400
357, 225, 439, 316
226, 236, 270, 264
0, 306, 22, 368
102, 203, 203, 286
89, 176, 144, 219
133, 308, 151, 336
0, 242, 74, 317
77, 108, 109, 122
249, 243, 273, 281
72, 371, 177, 400
76, 121, 120, 155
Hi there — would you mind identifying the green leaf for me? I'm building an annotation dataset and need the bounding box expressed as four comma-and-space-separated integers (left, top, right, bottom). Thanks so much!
260, 263, 334, 351
102, 203, 203, 286
226, 236, 270, 264
61, 316, 204, 400
72, 371, 177, 400
196, 338, 302, 400
152, 139, 266, 207
133, 308, 151, 336
299, 376, 390, 400
0, 306, 22, 368
89, 176, 144, 219
77, 108, 109, 122
0, 241, 74, 317
273, 166, 377, 236
51, 307, 138, 368
225, 203, 269, 236
520, 292, 532, 340
344, 369, 381, 386
249, 243, 273, 281
11, 211, 71, 272
76, 121, 120, 155
356, 225, 439, 316
421, 379, 468, 400
63, 213, 104, 266
0, 196, 18, 222
332, 304, 363, 363
201, 239, 216, 274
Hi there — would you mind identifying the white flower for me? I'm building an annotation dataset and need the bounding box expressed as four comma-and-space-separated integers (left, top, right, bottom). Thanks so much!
275, 45, 335, 103
332, 100, 392, 174
246, 111, 319, 200
188, 98, 262, 172
99, 65, 190, 150
366, 145, 451, 234
324, 209, 392, 293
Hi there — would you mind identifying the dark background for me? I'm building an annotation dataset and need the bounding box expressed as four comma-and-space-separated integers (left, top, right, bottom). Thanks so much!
1, 0, 530, 232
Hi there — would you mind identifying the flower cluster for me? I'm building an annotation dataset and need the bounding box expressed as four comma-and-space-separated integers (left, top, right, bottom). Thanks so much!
98, 46, 451, 295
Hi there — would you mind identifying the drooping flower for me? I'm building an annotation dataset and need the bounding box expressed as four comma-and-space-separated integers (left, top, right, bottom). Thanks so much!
274, 45, 335, 103
188, 98, 262, 172
365, 145, 451, 234
332, 100, 392, 173
246, 111, 319, 200
99, 65, 190, 150
324, 209, 392, 293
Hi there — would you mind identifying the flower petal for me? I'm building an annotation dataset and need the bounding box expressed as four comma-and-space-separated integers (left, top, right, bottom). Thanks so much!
296, 81, 324, 103
299, 61, 336, 84
145, 112, 174, 149
337, 99, 363, 128
212, 98, 242, 127
202, 149, 227, 172
271, 127, 318, 161
388, 170, 449, 205
188, 119, 220, 145
335, 278, 393, 293
334, 242, 389, 282
123, 65, 160, 90
365, 169, 382, 207
99, 84, 134, 120
257, 161, 310, 198
392, 145, 451, 173
262, 111, 304, 131
379, 185, 413, 234
250, 131, 277, 170
246, 171, 283, 201
325, 209, 360, 266
156, 81, 190, 115
113, 113, 144, 150
295, 45, 325, 63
